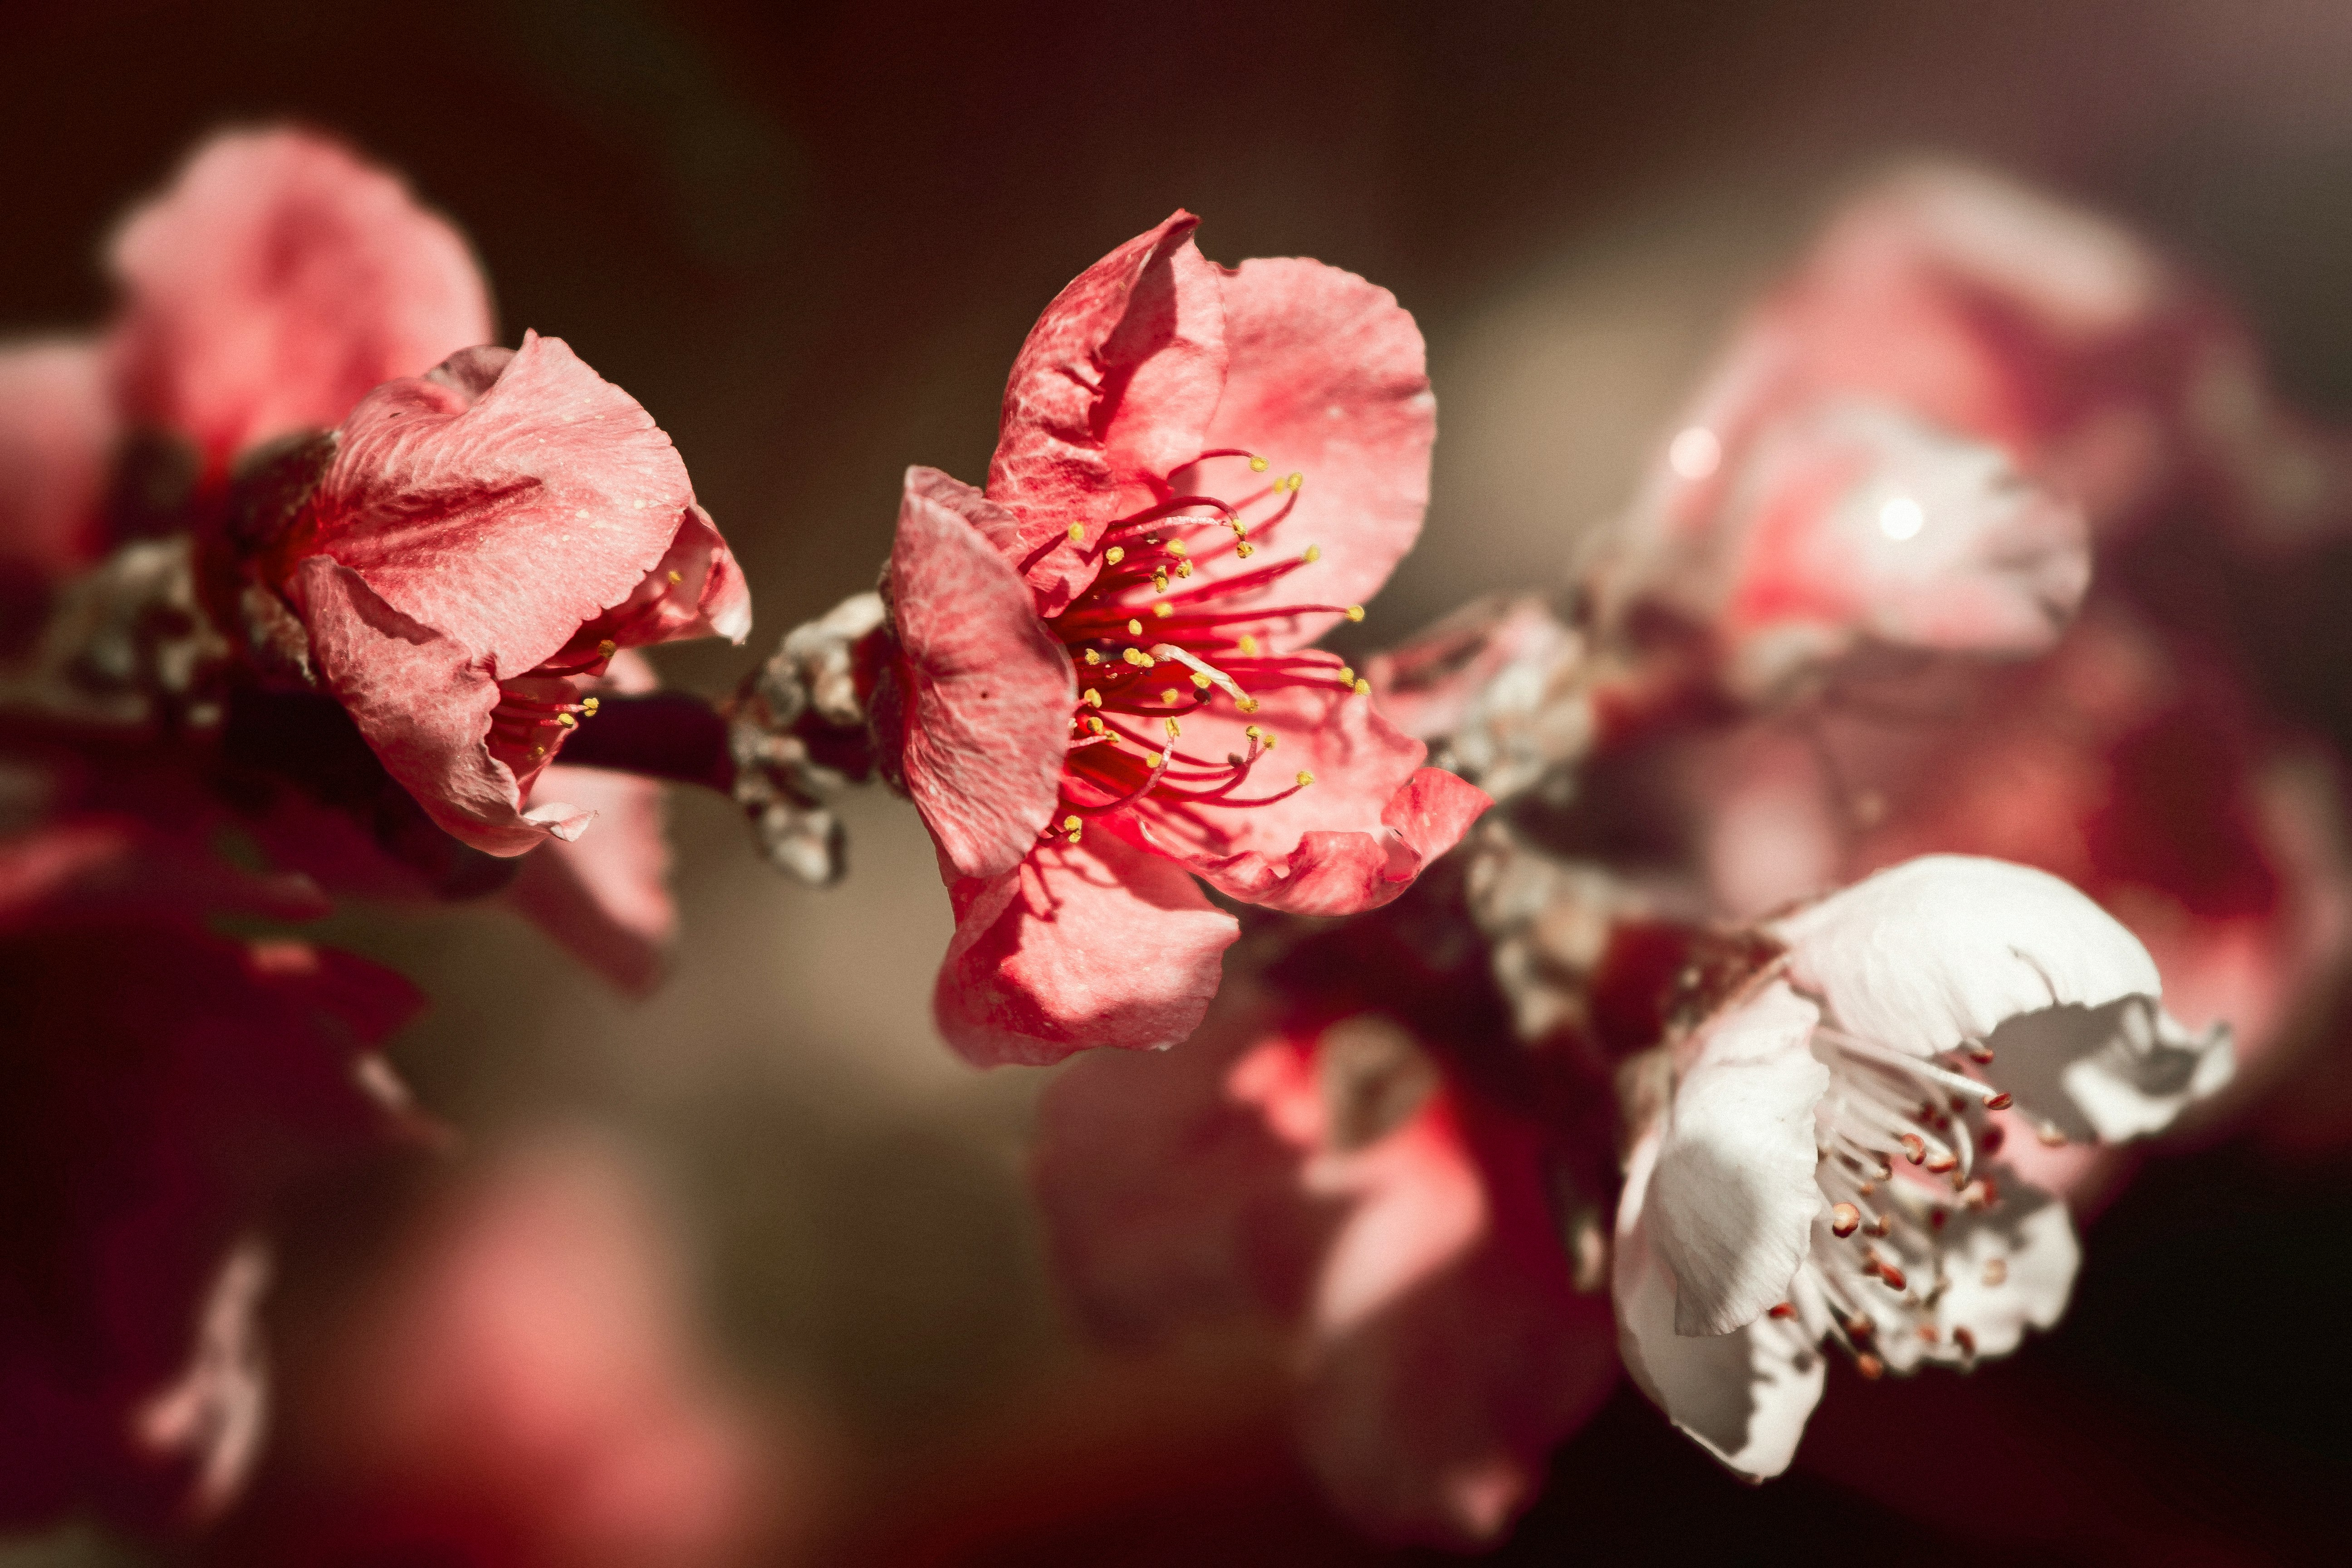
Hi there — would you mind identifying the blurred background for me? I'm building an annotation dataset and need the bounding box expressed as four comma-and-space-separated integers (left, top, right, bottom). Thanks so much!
7, 1, 2352, 1562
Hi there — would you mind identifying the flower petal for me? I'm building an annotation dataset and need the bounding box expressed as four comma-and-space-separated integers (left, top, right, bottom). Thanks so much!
1650, 980, 1828, 1335
932, 835, 1238, 1066
1987, 994, 2234, 1144
106, 127, 492, 467
1615, 1129, 1825, 1480
1186, 257, 1435, 651
1129, 686, 1488, 916
987, 212, 1227, 615
888, 467, 1075, 878
0, 339, 113, 589
295, 332, 695, 678
1771, 854, 2162, 1058
505, 764, 674, 993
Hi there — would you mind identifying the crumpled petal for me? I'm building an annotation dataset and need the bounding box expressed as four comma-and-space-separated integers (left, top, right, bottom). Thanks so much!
294, 331, 693, 676
1615, 1128, 1825, 1481
107, 126, 491, 468
506, 763, 673, 993
1180, 256, 1436, 652
1650, 980, 1828, 1335
987, 212, 1227, 615
0, 339, 113, 585
1127, 685, 1489, 916
1771, 855, 2162, 1059
888, 466, 1075, 878
1862, 1172, 2078, 1376
933, 834, 1238, 1066
1987, 994, 2235, 1145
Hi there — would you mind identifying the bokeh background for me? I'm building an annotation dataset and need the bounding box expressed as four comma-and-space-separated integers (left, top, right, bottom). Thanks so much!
8, 2, 2352, 1562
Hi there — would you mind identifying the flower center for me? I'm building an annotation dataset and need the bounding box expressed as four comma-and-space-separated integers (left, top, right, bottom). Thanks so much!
484, 636, 618, 783
1042, 451, 1368, 846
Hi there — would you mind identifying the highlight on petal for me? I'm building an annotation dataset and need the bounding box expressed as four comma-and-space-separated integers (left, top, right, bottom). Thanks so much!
107, 126, 492, 467
888, 467, 1074, 878
0, 339, 113, 586
1771, 855, 2162, 1059
1191, 256, 1435, 649
933, 835, 1238, 1067
1650, 980, 1828, 1335
987, 212, 1227, 612
1615, 1130, 1825, 1480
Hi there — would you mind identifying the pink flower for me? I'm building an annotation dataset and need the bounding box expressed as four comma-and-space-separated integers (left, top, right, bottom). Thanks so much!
1036, 921, 1617, 1548
264, 334, 749, 855
885, 214, 1489, 1064
0, 925, 420, 1531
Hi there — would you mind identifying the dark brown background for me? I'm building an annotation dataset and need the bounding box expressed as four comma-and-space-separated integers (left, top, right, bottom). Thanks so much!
7, 3, 2352, 1563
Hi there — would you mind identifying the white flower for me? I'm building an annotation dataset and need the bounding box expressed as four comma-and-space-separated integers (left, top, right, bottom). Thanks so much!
1613, 855, 2231, 1478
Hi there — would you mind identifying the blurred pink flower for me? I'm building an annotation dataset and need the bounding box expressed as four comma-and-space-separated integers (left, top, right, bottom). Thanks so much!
0, 925, 421, 1532
887, 212, 1487, 1064
1618, 857, 2225, 1478
1037, 928, 1616, 1548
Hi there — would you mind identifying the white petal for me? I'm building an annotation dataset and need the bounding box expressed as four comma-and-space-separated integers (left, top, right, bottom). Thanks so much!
1772, 856, 2161, 1058
1617, 1132, 1824, 1480
1986, 995, 2234, 1143
1651, 981, 1828, 1334
1927, 1172, 2079, 1357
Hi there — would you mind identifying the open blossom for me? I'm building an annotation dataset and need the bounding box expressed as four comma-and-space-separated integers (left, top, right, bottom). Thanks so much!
886, 212, 1488, 1064
1036, 924, 1616, 1548
263, 334, 749, 854
1615, 856, 2231, 1478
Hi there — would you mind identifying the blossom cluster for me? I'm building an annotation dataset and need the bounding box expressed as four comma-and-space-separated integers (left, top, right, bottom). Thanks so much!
3, 129, 2343, 1559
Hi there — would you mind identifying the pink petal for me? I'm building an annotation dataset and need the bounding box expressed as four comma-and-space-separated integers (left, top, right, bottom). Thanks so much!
888, 467, 1075, 878
986, 212, 1228, 615
106, 127, 492, 469
0, 339, 113, 586
933, 835, 1238, 1067
1128, 687, 1488, 915
506, 763, 675, 993
1364, 594, 1571, 742
295, 332, 696, 677
1184, 256, 1434, 651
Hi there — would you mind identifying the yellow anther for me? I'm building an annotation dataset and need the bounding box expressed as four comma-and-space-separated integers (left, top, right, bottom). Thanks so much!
598, 639, 617, 658
1238, 634, 1259, 656
1235, 542, 1254, 558
1086, 715, 1106, 734
1084, 688, 1102, 707
1338, 666, 1355, 686
667, 570, 683, 584
1344, 604, 1365, 622
1084, 649, 1102, 664
1295, 770, 1314, 787
1285, 472, 1303, 491
1106, 545, 1126, 565
531, 744, 547, 757
1175, 560, 1193, 578
1066, 824, 1083, 843
556, 712, 578, 729
1303, 544, 1321, 563
1249, 455, 1269, 472
1163, 688, 1183, 705
1244, 724, 1264, 741
1067, 522, 1084, 543
1153, 570, 1170, 593
1190, 671, 1211, 690
1237, 695, 1260, 713
1123, 647, 1150, 667
1166, 539, 1187, 557
1063, 815, 1081, 832
1144, 750, 1164, 768
581, 696, 600, 714
1353, 678, 1371, 696
1153, 602, 1172, 618
1263, 733, 1279, 749
1164, 717, 1182, 739
1127, 618, 1144, 636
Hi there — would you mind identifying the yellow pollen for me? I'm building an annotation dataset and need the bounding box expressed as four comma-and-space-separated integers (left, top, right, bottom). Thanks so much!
1244, 725, 1263, 740
1152, 602, 1172, 617
1175, 560, 1193, 578
1083, 688, 1102, 707
1166, 540, 1187, 557
1163, 688, 1182, 704
1063, 815, 1081, 832
1303, 544, 1321, 563
1190, 671, 1211, 690
1238, 634, 1259, 656
1249, 455, 1269, 472
1153, 570, 1170, 593
1085, 715, 1106, 734
666, 570, 682, 584
1344, 604, 1365, 622
1106, 545, 1126, 565
1236, 695, 1260, 713
1263, 732, 1279, 749
1084, 649, 1102, 664
1164, 717, 1182, 739
1066, 825, 1083, 843
1067, 523, 1084, 543
1235, 542, 1254, 558
1127, 618, 1144, 636
1122, 648, 1150, 667
1143, 750, 1163, 768
1287, 472, 1303, 490
597, 639, 617, 658
531, 744, 546, 757
1295, 770, 1314, 787
555, 712, 578, 729
1338, 666, 1356, 685
581, 696, 600, 714
1353, 678, 1371, 696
